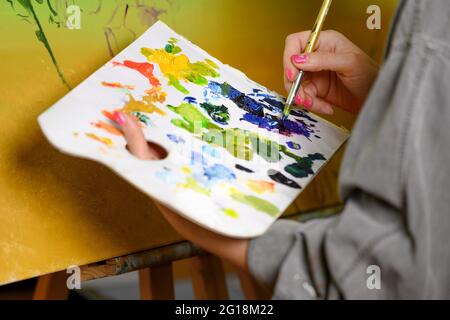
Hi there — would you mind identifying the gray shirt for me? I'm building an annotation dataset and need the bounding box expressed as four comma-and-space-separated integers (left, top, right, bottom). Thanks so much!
248, 0, 450, 299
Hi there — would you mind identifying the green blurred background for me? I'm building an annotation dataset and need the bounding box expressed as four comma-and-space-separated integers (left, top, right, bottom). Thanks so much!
0, 0, 398, 285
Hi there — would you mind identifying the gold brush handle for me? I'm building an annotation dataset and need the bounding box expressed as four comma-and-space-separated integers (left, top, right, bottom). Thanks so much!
283, 0, 333, 119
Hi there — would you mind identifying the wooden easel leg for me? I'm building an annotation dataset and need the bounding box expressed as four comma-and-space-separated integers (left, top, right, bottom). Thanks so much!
139, 263, 175, 300
189, 254, 229, 300
33, 271, 70, 300
236, 269, 271, 300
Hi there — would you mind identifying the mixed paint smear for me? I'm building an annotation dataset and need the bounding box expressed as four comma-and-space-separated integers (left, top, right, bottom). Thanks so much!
167, 101, 324, 176
155, 155, 280, 217
204, 81, 317, 139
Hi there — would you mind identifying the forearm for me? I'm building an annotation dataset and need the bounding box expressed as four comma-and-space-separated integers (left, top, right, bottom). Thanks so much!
155, 202, 249, 272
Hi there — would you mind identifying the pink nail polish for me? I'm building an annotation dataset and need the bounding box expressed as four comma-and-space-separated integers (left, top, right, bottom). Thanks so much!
113, 111, 127, 125
294, 95, 303, 106
292, 54, 308, 64
304, 99, 313, 108
286, 69, 294, 81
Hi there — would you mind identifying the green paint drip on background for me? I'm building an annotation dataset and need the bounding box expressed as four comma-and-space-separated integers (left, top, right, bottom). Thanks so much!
12, 0, 71, 89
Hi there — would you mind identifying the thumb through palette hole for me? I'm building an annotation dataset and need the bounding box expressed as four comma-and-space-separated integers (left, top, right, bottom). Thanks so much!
126, 140, 169, 161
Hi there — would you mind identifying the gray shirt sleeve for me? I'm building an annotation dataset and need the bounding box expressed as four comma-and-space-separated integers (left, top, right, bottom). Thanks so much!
248, 0, 450, 300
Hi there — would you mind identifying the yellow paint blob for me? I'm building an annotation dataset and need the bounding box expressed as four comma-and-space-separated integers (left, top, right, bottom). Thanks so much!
85, 133, 114, 147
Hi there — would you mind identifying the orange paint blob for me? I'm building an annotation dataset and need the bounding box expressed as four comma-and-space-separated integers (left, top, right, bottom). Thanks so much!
246, 180, 276, 194
91, 120, 123, 136
113, 60, 161, 87
101, 81, 135, 90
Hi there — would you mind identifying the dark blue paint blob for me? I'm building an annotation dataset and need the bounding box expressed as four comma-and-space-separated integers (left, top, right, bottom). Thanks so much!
263, 97, 285, 111
184, 96, 197, 104
207, 81, 315, 138
241, 113, 279, 130
241, 113, 312, 138
235, 164, 254, 173
268, 169, 301, 189
291, 109, 318, 123
287, 141, 301, 150
279, 118, 312, 137
208, 81, 265, 116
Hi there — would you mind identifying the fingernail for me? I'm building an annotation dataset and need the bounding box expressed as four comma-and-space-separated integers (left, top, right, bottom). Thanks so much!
286, 69, 294, 81
304, 98, 313, 108
294, 95, 303, 106
113, 111, 127, 125
292, 54, 308, 64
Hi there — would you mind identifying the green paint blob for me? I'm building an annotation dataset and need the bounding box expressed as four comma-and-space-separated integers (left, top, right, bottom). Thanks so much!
200, 102, 230, 125
165, 37, 182, 54
168, 74, 189, 95
183, 177, 211, 196
168, 103, 221, 134
285, 153, 327, 178
223, 208, 239, 219
230, 191, 279, 217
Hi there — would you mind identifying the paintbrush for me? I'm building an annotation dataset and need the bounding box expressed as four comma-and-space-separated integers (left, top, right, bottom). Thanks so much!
282, 0, 333, 120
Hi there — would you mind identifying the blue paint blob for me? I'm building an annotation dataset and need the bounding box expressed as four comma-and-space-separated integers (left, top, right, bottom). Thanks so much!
287, 141, 302, 150
167, 134, 186, 144
190, 151, 208, 166
241, 113, 279, 130
202, 145, 221, 158
203, 164, 237, 184
184, 96, 197, 104
155, 167, 183, 185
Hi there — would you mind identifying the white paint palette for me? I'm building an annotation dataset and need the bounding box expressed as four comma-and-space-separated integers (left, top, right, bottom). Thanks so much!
38, 21, 349, 238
